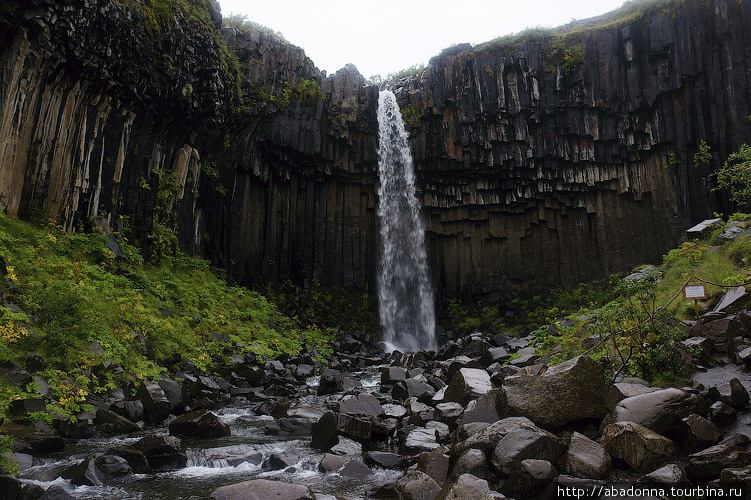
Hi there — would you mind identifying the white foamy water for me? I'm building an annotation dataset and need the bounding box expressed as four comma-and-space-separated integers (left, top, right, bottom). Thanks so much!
376, 90, 436, 353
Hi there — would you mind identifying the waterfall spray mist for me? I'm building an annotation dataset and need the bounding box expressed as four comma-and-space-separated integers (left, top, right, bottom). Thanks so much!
376, 90, 436, 353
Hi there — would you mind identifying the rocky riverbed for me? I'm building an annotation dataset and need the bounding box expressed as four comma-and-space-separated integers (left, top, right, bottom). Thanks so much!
2, 304, 751, 500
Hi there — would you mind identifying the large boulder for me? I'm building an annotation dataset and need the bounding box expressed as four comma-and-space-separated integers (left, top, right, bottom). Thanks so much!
500, 459, 557, 499
443, 369, 492, 406
503, 355, 608, 429
168, 409, 231, 438
394, 470, 441, 500
136, 380, 171, 423
127, 435, 187, 471
602, 388, 709, 435
457, 389, 508, 426
209, 479, 314, 500
338, 393, 383, 417
600, 422, 675, 473
490, 422, 567, 476
563, 432, 611, 479
686, 435, 751, 483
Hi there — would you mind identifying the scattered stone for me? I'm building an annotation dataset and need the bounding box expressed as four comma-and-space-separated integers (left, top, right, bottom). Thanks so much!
490, 422, 567, 476
605, 383, 660, 410
338, 393, 383, 417
95, 409, 139, 435
450, 448, 487, 481
500, 459, 557, 499
678, 414, 722, 452
709, 401, 737, 426
169, 409, 231, 438
339, 460, 373, 478
209, 479, 314, 500
404, 427, 440, 454
686, 435, 751, 482
443, 369, 492, 406
600, 422, 674, 473
714, 286, 749, 313
262, 452, 297, 470
136, 380, 170, 423
503, 355, 608, 428
365, 451, 402, 469
394, 470, 441, 500
318, 453, 345, 473
563, 432, 611, 479
602, 388, 709, 435
127, 435, 187, 471
639, 464, 687, 484
417, 448, 451, 485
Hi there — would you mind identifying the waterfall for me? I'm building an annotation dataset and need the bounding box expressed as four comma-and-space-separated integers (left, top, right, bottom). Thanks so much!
376, 90, 436, 353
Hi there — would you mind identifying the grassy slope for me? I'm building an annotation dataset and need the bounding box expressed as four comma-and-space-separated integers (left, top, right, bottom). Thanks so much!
0, 214, 333, 419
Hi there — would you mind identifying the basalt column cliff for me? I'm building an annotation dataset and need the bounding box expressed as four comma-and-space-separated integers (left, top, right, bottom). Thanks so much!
1, 0, 750, 297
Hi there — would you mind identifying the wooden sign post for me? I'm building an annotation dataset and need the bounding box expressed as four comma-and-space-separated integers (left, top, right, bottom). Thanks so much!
683, 282, 707, 320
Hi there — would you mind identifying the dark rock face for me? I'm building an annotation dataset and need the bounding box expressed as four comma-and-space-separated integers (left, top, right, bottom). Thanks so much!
2, 1, 750, 296
168, 409, 231, 438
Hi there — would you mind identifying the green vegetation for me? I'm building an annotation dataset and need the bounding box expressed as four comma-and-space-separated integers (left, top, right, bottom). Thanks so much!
366, 64, 427, 87
0, 214, 335, 422
544, 37, 585, 77
528, 216, 751, 386
222, 13, 287, 42
251, 78, 323, 112
401, 103, 421, 129
715, 143, 751, 209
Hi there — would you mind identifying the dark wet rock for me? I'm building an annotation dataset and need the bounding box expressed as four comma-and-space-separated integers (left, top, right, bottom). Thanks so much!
713, 286, 749, 313
136, 380, 170, 424
37, 486, 75, 500
277, 407, 325, 435
709, 400, 737, 426
480, 347, 510, 367
456, 474, 490, 492
311, 412, 339, 451
404, 427, 440, 454
707, 378, 749, 408
365, 451, 403, 469
435, 402, 464, 424
503, 355, 607, 429
507, 354, 540, 367
600, 422, 675, 473
8, 397, 45, 415
563, 432, 611, 479
62, 458, 103, 486
105, 448, 150, 474
457, 389, 508, 426
127, 435, 187, 471
381, 367, 408, 385
720, 466, 751, 484
393, 377, 436, 402
318, 453, 346, 472
95, 409, 139, 435
0, 475, 22, 499
169, 409, 230, 438
686, 435, 751, 483
338, 393, 383, 417
450, 449, 487, 481
94, 455, 134, 482
394, 470, 441, 500
605, 382, 660, 410
454, 417, 534, 457
262, 452, 297, 470
113, 400, 144, 422
602, 388, 709, 435
436, 483, 495, 500
0, 363, 32, 388
639, 464, 687, 484
209, 479, 314, 500
330, 436, 363, 456
2, 424, 64, 455
58, 412, 96, 439
418, 447, 451, 485
678, 414, 722, 452
158, 379, 184, 412
443, 369, 492, 406
500, 459, 557, 499
339, 460, 373, 478
490, 422, 566, 476
382, 403, 408, 419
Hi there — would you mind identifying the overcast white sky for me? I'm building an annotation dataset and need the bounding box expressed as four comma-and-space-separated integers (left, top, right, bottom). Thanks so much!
217, 0, 628, 78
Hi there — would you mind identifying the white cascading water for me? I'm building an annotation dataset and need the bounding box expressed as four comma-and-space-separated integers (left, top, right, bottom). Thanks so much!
376, 90, 436, 353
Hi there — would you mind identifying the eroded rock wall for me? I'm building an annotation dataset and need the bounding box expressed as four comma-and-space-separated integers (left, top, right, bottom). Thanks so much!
1, 0, 750, 297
